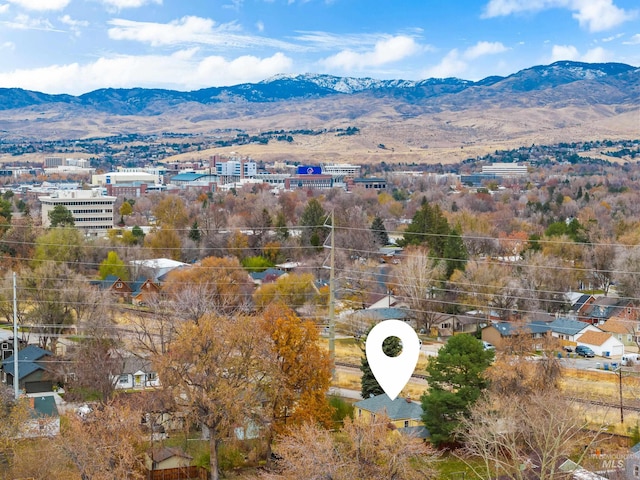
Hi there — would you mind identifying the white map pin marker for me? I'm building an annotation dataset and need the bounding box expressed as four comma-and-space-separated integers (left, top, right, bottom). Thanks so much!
365, 319, 420, 401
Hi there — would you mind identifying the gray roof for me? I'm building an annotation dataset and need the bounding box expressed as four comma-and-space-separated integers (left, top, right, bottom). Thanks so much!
491, 322, 551, 337
354, 394, 423, 421
531, 317, 594, 336
350, 307, 412, 323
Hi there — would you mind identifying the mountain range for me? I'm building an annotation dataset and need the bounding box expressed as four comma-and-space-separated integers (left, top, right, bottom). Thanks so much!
0, 61, 638, 164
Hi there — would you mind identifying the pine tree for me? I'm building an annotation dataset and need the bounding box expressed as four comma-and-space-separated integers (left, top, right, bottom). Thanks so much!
370, 216, 389, 246
360, 329, 401, 399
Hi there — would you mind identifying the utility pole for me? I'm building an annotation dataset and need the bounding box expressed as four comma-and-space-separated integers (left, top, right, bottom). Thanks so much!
618, 366, 624, 424
324, 210, 336, 380
13, 271, 19, 400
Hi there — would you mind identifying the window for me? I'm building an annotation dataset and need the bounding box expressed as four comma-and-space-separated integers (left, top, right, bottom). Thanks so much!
118, 374, 129, 384
115, 282, 123, 288
634, 465, 639, 477
404, 420, 409, 428
147, 372, 157, 381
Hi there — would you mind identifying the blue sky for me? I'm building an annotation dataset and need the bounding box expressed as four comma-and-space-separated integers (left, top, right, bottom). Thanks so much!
0, 0, 638, 95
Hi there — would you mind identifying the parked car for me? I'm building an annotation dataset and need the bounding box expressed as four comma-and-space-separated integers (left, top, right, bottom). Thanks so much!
575, 345, 595, 358
482, 341, 496, 351
562, 346, 573, 352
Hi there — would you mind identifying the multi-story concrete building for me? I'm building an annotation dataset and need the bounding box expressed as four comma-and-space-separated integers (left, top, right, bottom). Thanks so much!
40, 189, 116, 236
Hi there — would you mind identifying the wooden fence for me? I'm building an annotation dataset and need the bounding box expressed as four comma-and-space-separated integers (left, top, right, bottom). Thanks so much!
147, 466, 208, 480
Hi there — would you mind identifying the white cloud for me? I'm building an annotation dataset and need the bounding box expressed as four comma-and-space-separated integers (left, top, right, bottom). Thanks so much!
0, 50, 294, 94
421, 49, 468, 78
482, 0, 637, 32
623, 33, 640, 45
2, 13, 59, 30
550, 44, 610, 62
320, 35, 420, 71
581, 46, 608, 62
6, 0, 69, 10
0, 4, 9, 14
0, 41, 14, 50
59, 14, 88, 36
99, 0, 161, 9
256, 20, 264, 32
108, 16, 298, 51
551, 44, 580, 61
463, 41, 508, 59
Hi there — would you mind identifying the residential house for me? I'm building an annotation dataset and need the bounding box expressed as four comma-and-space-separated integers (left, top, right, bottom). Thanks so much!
1, 345, 54, 393
529, 317, 602, 345
568, 293, 596, 319
0, 329, 26, 361
599, 316, 639, 348
91, 275, 160, 305
481, 321, 552, 350
581, 297, 639, 325
353, 394, 429, 438
348, 307, 414, 337
91, 275, 133, 302
436, 312, 488, 338
130, 278, 161, 305
114, 356, 160, 390
576, 331, 624, 357
249, 267, 285, 286
626, 442, 640, 479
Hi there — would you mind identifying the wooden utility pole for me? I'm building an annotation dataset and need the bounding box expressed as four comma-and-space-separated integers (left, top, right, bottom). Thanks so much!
324, 210, 336, 380
618, 366, 624, 424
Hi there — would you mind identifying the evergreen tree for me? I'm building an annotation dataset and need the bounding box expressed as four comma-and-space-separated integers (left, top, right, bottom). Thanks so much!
420, 334, 494, 446
370, 216, 389, 246
360, 328, 401, 399
188, 221, 202, 244
131, 225, 145, 245
299, 198, 328, 249
443, 228, 468, 277
275, 210, 289, 240
48, 204, 75, 227
400, 198, 449, 257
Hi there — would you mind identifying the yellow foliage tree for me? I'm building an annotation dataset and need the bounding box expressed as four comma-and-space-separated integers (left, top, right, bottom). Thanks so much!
253, 272, 316, 310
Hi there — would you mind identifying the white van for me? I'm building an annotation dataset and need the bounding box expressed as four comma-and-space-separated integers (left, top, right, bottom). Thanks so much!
621, 353, 640, 366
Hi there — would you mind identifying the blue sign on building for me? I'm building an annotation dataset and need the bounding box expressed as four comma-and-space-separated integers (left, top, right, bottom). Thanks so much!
297, 166, 322, 175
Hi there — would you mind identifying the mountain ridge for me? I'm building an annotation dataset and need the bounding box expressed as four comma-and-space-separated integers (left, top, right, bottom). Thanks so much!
0, 61, 637, 115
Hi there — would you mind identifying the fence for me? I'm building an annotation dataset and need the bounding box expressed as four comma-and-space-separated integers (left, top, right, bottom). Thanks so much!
147, 466, 208, 480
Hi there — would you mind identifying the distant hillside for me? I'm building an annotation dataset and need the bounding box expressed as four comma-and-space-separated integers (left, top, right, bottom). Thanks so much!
0, 61, 638, 165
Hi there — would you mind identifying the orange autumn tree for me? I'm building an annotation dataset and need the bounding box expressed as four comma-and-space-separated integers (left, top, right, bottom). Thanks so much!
259, 304, 333, 440
162, 256, 253, 318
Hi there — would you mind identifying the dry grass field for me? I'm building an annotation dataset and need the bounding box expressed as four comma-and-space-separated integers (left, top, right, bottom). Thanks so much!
2, 98, 638, 166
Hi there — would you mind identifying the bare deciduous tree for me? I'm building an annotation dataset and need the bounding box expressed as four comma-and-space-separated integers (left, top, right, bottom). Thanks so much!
264, 415, 437, 480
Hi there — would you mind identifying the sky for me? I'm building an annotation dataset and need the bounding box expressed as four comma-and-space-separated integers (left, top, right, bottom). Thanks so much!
0, 0, 639, 95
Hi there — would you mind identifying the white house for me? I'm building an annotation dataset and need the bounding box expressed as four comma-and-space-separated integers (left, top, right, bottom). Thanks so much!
530, 317, 602, 344
576, 331, 625, 357
114, 357, 160, 390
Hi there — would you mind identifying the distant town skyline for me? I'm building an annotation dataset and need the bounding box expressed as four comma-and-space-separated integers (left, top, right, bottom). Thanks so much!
0, 0, 638, 95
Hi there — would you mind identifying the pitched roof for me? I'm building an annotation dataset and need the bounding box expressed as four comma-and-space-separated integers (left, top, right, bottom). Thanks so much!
151, 446, 192, 463
577, 330, 618, 347
542, 317, 596, 336
354, 394, 423, 421
490, 322, 551, 337
122, 356, 154, 375
2, 345, 52, 380
600, 317, 634, 335
350, 307, 412, 324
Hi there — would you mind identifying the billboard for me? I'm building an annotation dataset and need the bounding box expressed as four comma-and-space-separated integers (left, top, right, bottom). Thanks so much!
297, 166, 322, 175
